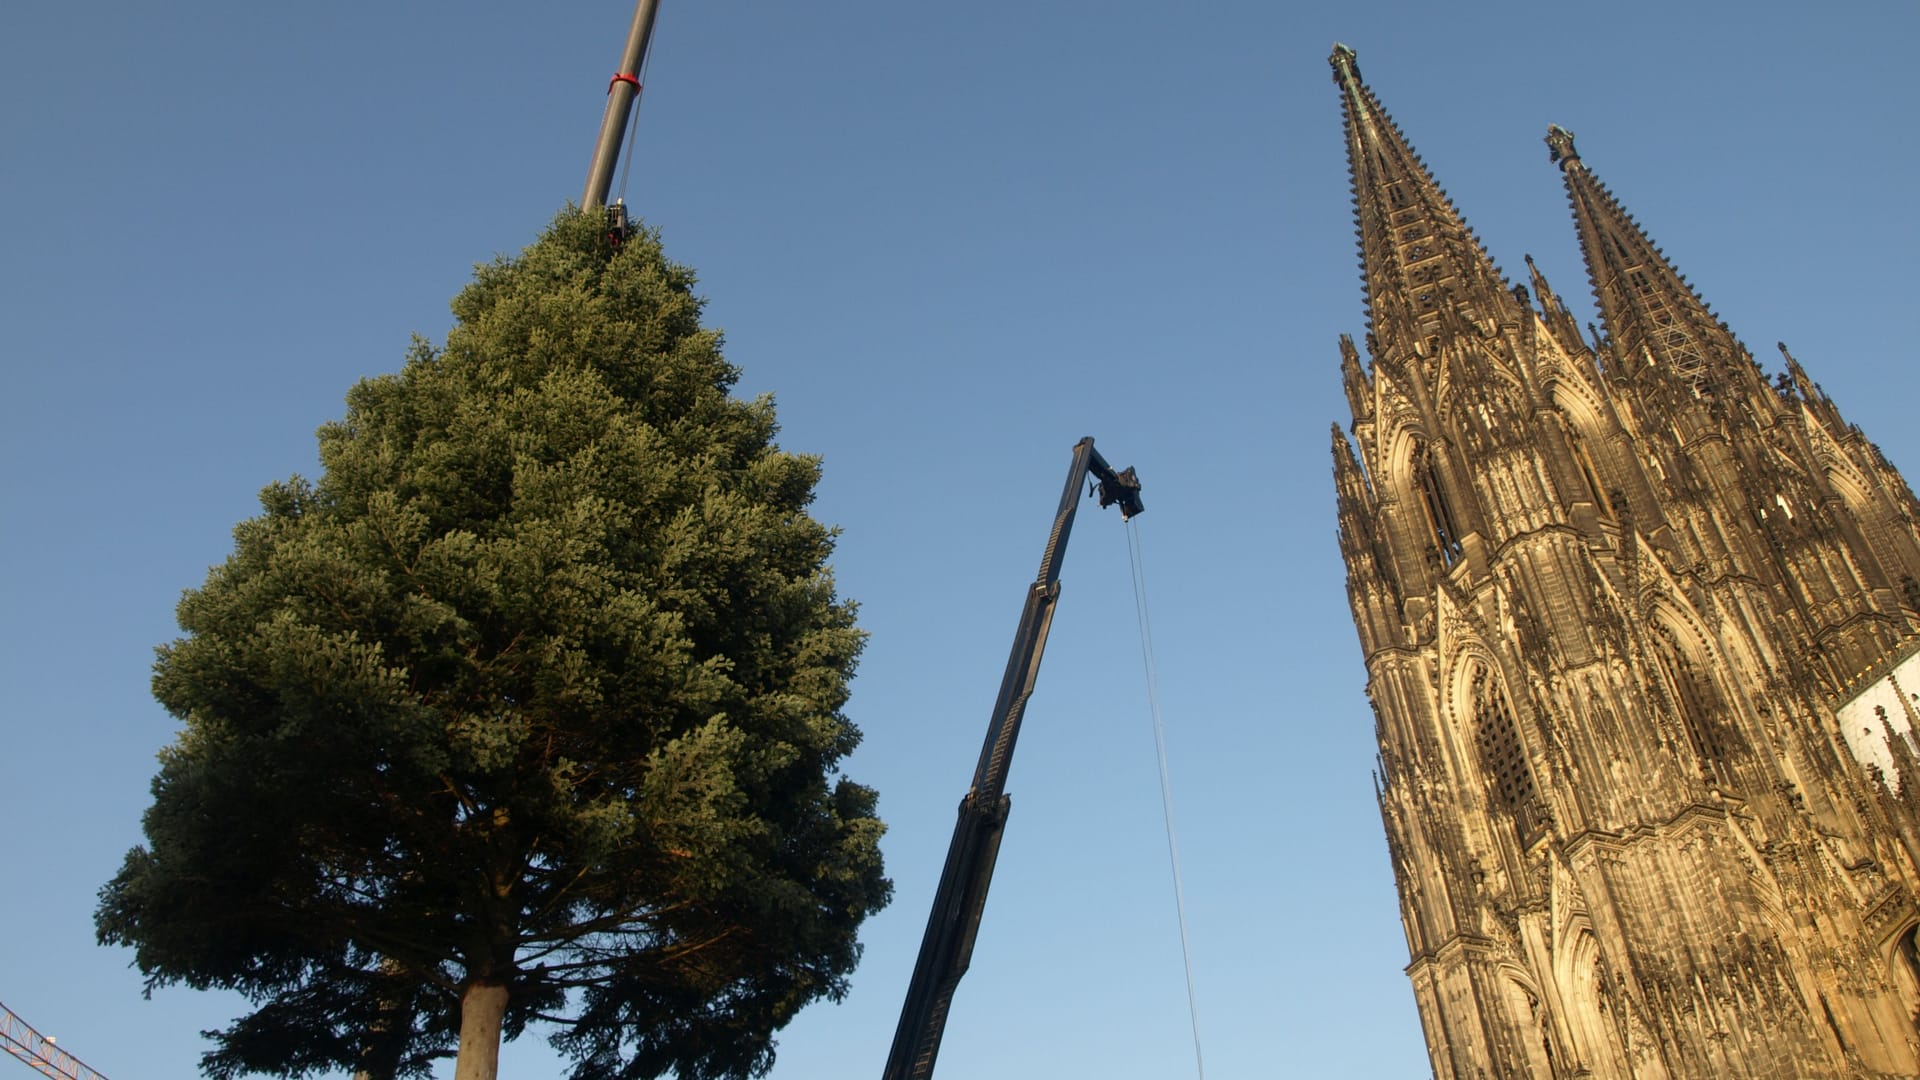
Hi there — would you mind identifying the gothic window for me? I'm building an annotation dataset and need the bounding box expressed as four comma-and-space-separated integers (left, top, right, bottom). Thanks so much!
1649, 621, 1732, 773
1471, 665, 1537, 831
1573, 438, 1614, 517
1414, 443, 1464, 567
1567, 932, 1634, 1077
1499, 978, 1557, 1077
1555, 408, 1615, 519
1892, 926, 1920, 1029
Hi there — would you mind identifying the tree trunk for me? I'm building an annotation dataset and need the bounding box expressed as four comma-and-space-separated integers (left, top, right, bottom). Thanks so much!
454, 980, 510, 1080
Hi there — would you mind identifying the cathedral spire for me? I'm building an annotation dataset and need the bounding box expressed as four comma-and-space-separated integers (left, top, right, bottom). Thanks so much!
1549, 125, 1746, 397
1331, 44, 1515, 363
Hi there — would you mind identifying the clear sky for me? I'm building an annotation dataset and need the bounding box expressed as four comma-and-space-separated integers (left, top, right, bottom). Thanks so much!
3, 2, 1916, 1077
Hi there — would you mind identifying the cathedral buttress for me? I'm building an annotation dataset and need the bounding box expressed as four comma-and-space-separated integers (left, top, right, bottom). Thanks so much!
1335, 424, 1405, 658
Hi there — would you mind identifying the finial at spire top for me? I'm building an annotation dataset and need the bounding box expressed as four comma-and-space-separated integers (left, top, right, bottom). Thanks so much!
1330, 43, 1361, 84
1546, 125, 1581, 169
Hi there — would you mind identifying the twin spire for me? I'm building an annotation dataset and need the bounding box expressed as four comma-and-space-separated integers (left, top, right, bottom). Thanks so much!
1549, 124, 1740, 393
1330, 45, 1512, 357
1333, 44, 1730, 387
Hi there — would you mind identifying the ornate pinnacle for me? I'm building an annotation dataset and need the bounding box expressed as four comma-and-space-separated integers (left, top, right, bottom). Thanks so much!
1546, 124, 1580, 169
1330, 43, 1361, 84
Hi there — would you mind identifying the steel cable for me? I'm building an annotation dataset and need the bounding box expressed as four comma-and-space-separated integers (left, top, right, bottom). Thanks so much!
1126, 520, 1206, 1080
615, 1, 660, 206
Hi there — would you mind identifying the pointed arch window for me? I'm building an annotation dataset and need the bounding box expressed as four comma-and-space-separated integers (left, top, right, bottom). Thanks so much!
1566, 932, 1635, 1076
1649, 622, 1732, 774
1471, 665, 1538, 833
1890, 925, 1920, 1035
1414, 443, 1464, 567
1571, 436, 1614, 518
1553, 407, 1615, 519
1498, 978, 1558, 1076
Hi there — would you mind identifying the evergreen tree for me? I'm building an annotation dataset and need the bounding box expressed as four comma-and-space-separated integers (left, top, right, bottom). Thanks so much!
97, 210, 890, 1080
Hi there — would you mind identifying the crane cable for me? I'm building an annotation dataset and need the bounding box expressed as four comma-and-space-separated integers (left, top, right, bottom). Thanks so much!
614, 0, 660, 207
1125, 520, 1206, 1080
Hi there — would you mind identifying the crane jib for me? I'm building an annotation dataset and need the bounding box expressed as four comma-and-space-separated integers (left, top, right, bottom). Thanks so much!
881, 437, 1142, 1080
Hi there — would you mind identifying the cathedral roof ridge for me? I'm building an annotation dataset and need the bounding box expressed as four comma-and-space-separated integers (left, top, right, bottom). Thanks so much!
1831, 632, 1920, 704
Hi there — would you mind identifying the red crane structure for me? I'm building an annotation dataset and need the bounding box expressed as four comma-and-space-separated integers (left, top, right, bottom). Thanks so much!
1, 1001, 108, 1080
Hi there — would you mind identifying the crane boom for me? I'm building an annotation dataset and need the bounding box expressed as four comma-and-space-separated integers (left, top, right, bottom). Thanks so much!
0, 1002, 108, 1080
881, 437, 1142, 1080
582, 0, 661, 210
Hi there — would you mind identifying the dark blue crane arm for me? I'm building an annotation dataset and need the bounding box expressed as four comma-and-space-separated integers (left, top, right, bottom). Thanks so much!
881, 437, 1142, 1080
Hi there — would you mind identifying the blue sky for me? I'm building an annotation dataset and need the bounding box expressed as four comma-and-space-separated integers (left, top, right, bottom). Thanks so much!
3, 2, 1916, 1077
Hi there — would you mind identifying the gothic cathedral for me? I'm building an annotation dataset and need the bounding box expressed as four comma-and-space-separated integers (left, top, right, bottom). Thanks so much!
1330, 45, 1920, 1079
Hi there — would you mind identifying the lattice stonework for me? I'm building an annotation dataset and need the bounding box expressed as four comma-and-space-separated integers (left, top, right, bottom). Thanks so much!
1470, 666, 1534, 822
1649, 622, 1729, 770
1415, 445, 1463, 567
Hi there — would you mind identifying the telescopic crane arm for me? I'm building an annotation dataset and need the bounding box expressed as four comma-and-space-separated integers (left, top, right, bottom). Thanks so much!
582, 0, 660, 212
881, 437, 1142, 1080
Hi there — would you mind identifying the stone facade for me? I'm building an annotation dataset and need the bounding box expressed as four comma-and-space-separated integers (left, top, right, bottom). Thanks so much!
1329, 45, 1920, 1079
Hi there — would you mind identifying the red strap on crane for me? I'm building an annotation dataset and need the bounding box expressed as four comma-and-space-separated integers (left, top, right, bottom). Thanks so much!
608, 72, 641, 94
